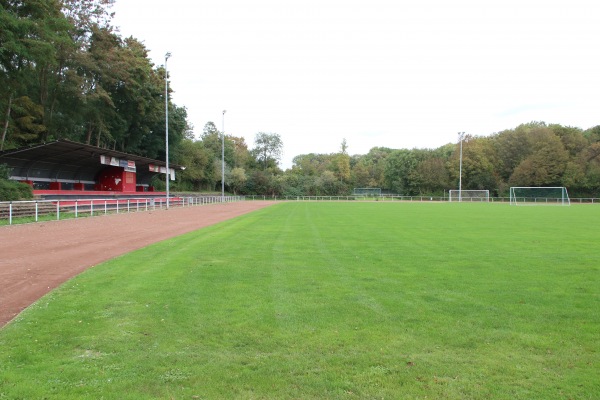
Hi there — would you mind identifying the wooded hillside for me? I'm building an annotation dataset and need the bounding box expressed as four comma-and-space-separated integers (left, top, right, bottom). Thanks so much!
2, 1, 599, 197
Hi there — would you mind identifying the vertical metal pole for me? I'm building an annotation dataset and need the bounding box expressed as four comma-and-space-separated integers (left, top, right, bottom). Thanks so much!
222, 110, 226, 201
165, 52, 171, 209
458, 132, 464, 202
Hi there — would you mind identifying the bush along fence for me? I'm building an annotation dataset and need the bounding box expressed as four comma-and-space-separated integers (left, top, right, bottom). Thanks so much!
0, 195, 244, 225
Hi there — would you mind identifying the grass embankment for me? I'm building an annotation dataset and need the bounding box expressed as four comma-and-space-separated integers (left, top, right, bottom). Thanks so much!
0, 202, 598, 399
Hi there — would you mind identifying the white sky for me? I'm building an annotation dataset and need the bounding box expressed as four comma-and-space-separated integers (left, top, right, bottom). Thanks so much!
111, 0, 600, 169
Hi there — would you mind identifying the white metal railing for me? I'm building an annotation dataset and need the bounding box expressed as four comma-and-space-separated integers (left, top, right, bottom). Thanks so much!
244, 195, 599, 204
0, 195, 244, 225
3, 194, 598, 225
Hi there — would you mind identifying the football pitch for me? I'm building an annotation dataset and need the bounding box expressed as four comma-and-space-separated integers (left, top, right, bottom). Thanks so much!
0, 202, 598, 399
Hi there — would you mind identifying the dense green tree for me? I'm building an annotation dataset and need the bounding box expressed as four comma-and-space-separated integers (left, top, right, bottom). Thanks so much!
276, 173, 316, 197
315, 170, 343, 196
199, 122, 233, 163
230, 135, 251, 168
228, 167, 247, 195
0, 0, 188, 156
509, 131, 569, 186
363, 147, 392, 188
10, 95, 47, 146
349, 156, 372, 188
584, 126, 600, 143
461, 137, 498, 191
579, 142, 600, 195
253, 132, 283, 170
492, 127, 532, 182
244, 169, 278, 196
291, 153, 331, 176
333, 139, 351, 183
173, 139, 212, 191
550, 124, 587, 157
383, 149, 424, 195
1, 0, 73, 148
416, 157, 450, 194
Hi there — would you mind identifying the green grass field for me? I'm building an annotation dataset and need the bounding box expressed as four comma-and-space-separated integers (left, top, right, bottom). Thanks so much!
0, 202, 598, 399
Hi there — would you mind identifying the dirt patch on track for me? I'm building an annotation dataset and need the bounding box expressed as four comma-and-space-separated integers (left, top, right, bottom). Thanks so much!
0, 201, 276, 328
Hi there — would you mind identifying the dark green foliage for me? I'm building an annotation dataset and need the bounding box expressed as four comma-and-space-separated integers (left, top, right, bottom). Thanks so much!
0, 164, 32, 200
0, 0, 187, 158
0, 179, 33, 201
277, 122, 600, 197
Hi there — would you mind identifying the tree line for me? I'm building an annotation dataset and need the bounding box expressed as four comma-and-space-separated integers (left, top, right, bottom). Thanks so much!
179, 121, 600, 199
373, 122, 600, 198
2, 2, 600, 198
0, 0, 286, 197
1, 0, 188, 158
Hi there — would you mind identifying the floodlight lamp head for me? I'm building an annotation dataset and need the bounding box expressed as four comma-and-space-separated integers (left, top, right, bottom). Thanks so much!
223, 110, 226, 115
165, 52, 172, 60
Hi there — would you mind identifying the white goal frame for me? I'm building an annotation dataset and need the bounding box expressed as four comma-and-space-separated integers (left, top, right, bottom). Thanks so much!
353, 188, 382, 196
509, 187, 570, 206
448, 190, 490, 202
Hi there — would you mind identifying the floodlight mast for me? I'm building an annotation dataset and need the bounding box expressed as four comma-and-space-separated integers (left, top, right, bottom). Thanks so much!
165, 52, 171, 209
458, 132, 464, 202
222, 110, 226, 201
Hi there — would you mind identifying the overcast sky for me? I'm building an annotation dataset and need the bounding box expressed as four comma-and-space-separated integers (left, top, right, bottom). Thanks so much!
112, 0, 600, 169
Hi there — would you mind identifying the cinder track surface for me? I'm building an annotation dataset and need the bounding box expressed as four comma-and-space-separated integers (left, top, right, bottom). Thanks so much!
0, 201, 275, 328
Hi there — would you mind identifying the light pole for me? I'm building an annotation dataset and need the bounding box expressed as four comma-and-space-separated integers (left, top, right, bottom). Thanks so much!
165, 52, 171, 209
458, 131, 464, 202
221, 110, 226, 201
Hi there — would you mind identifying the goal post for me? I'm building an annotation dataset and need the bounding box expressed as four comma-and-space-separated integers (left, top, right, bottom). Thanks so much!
353, 188, 382, 197
448, 190, 489, 202
509, 187, 570, 206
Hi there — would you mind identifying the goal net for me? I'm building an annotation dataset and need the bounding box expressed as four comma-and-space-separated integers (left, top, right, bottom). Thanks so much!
509, 187, 570, 206
448, 190, 489, 202
353, 188, 382, 197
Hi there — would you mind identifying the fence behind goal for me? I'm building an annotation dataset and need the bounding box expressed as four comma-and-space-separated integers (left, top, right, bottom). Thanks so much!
353, 188, 382, 196
509, 187, 570, 206
448, 190, 490, 202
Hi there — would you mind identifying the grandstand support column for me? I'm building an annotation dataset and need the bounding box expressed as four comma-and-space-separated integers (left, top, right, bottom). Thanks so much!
165, 52, 172, 209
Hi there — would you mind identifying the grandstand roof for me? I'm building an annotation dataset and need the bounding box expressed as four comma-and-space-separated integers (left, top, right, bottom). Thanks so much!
0, 139, 183, 185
